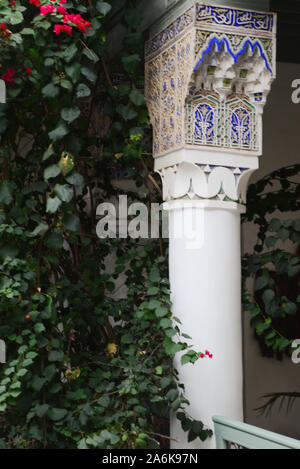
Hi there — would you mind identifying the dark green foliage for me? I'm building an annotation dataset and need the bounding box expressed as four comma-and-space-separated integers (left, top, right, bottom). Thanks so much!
243, 165, 300, 356
0, 0, 211, 449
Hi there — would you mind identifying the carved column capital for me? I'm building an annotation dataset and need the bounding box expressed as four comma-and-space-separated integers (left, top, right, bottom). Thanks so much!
158, 160, 256, 205
145, 2, 277, 207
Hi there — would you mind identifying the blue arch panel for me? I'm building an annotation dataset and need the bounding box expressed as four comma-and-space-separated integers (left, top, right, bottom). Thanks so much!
194, 37, 272, 76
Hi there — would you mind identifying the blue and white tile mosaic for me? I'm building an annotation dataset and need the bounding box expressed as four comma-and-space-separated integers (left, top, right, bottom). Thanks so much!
145, 2, 276, 158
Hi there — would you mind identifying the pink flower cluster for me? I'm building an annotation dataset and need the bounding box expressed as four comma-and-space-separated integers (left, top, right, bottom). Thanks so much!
29, 0, 91, 36
40, 4, 55, 15
63, 14, 92, 35
53, 24, 72, 36
200, 350, 213, 359
1, 67, 33, 86
1, 68, 15, 85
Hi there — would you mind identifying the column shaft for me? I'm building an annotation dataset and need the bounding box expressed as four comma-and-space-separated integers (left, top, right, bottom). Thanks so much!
167, 202, 244, 449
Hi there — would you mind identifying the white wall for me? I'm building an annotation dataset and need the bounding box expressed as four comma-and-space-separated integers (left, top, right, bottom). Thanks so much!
243, 62, 300, 439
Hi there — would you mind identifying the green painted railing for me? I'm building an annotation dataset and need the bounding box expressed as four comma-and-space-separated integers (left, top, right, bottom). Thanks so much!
213, 416, 300, 449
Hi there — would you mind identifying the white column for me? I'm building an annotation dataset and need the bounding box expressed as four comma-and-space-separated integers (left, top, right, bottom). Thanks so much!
144, 1, 277, 450
166, 200, 244, 449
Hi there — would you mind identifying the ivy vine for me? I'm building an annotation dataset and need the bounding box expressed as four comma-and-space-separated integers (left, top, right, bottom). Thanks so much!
243, 165, 300, 359
0, 0, 213, 449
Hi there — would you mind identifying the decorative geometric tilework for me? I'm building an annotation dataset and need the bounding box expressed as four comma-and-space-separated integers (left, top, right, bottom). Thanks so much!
186, 94, 221, 147
231, 107, 251, 148
225, 98, 257, 151
145, 6, 195, 59
195, 103, 215, 143
145, 3, 276, 158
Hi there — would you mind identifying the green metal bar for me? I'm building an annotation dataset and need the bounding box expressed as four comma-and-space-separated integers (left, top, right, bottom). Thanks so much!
213, 415, 300, 449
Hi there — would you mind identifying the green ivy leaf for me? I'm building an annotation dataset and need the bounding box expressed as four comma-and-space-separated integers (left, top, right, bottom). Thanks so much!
35, 404, 50, 418
147, 286, 159, 296
96, 1, 112, 15
31, 223, 49, 237
65, 63, 81, 83
42, 83, 59, 99
61, 107, 81, 124
48, 408, 68, 421
155, 306, 169, 318
31, 376, 46, 392
34, 323, 46, 334
129, 89, 145, 107
54, 184, 73, 203
283, 302, 297, 315
159, 318, 172, 329
49, 123, 69, 142
121, 54, 141, 74
63, 43, 78, 63
60, 79, 73, 91
164, 337, 183, 356
46, 196, 62, 214
62, 214, 79, 232
255, 275, 269, 291
0, 181, 16, 205
65, 171, 84, 187
81, 67, 96, 83
263, 289, 275, 305
44, 164, 61, 181
76, 83, 91, 98
42, 145, 54, 161
44, 232, 63, 250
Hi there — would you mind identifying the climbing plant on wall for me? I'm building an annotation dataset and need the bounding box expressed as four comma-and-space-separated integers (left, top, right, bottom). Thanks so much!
0, 0, 213, 449
243, 165, 300, 359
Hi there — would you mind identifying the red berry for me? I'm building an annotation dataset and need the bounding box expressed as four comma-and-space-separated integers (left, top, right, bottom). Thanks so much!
0, 24, 6, 31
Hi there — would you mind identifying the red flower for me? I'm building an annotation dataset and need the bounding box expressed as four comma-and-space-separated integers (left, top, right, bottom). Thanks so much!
10, 0, 16, 5
53, 24, 72, 36
0, 24, 6, 31
2, 68, 15, 85
63, 13, 91, 34
57, 5, 67, 15
200, 353, 205, 358
25, 67, 32, 75
40, 4, 55, 15
29, 0, 41, 5
59, 0, 67, 4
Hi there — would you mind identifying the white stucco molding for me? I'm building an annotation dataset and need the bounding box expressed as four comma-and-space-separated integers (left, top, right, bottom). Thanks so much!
155, 147, 258, 204
164, 197, 246, 214
158, 158, 257, 204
